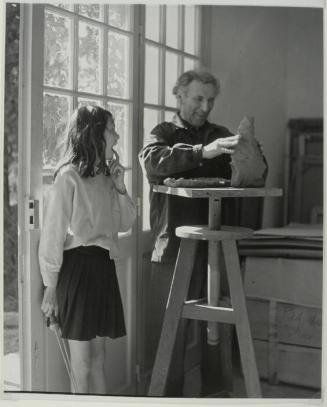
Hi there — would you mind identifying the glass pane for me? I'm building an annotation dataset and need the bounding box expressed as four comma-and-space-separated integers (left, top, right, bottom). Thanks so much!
143, 108, 159, 231
165, 110, 175, 122
165, 51, 178, 108
107, 32, 130, 98
43, 93, 73, 170
184, 6, 197, 55
44, 11, 72, 89
78, 4, 103, 21
52, 3, 73, 11
78, 98, 103, 108
145, 45, 159, 104
166, 5, 179, 49
78, 22, 102, 94
143, 108, 159, 144
142, 172, 150, 231
184, 57, 196, 72
107, 102, 130, 167
108, 4, 131, 30
145, 5, 160, 41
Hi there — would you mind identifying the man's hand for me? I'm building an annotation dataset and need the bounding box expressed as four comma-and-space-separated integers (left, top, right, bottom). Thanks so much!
41, 286, 58, 319
202, 134, 241, 159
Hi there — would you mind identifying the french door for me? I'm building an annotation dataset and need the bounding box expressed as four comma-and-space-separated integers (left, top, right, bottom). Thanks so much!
18, 3, 140, 394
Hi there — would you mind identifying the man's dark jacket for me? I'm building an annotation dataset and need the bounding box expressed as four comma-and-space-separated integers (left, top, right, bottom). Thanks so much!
139, 113, 246, 264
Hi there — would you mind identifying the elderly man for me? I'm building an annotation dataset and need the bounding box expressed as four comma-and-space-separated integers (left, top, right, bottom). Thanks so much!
139, 69, 243, 396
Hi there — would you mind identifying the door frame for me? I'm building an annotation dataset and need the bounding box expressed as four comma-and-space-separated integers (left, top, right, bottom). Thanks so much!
18, 4, 46, 391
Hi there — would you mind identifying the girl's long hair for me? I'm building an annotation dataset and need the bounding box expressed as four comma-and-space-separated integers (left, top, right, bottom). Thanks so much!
54, 105, 113, 179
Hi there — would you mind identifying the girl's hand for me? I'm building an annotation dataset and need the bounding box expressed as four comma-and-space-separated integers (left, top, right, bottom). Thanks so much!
109, 151, 127, 194
41, 286, 58, 319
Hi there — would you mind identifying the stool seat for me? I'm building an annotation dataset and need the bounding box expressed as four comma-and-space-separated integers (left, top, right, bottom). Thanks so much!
175, 225, 253, 241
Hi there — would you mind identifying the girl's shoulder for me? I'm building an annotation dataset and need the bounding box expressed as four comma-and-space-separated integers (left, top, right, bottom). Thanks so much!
54, 164, 80, 187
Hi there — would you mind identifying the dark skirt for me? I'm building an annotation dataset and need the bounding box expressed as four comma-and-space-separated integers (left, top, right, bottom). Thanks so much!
56, 245, 126, 341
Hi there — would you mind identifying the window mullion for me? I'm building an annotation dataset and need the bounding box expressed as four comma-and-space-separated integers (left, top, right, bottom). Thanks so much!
197, 6, 204, 63
160, 5, 166, 120
181, 5, 185, 73
103, 27, 108, 101
72, 6, 79, 109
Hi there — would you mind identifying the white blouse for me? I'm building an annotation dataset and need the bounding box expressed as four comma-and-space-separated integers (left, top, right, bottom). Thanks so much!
38, 164, 137, 288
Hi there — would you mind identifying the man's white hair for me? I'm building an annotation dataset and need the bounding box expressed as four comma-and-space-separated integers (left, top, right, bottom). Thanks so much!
173, 69, 220, 97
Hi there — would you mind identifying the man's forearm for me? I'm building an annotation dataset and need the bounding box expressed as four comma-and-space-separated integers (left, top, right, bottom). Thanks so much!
139, 143, 203, 178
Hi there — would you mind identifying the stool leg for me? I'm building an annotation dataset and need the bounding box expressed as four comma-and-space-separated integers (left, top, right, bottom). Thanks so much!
222, 240, 262, 398
148, 239, 199, 397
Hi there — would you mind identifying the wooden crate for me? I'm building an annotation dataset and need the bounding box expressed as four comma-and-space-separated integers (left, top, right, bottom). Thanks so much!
253, 339, 321, 389
246, 298, 322, 388
244, 256, 322, 389
247, 299, 322, 348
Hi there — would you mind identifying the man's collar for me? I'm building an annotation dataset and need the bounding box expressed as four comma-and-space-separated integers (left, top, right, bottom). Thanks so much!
171, 112, 208, 132
171, 113, 186, 129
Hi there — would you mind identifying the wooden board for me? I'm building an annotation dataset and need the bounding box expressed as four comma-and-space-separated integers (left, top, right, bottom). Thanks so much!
254, 339, 321, 389
244, 257, 323, 307
246, 299, 322, 348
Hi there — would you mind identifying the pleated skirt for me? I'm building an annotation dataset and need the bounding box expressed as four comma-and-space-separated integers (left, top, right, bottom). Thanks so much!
56, 245, 126, 341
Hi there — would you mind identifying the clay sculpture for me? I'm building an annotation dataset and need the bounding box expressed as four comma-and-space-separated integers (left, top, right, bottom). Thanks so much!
230, 116, 267, 187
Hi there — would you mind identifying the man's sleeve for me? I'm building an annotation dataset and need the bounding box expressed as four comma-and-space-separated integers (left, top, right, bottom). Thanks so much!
138, 123, 203, 179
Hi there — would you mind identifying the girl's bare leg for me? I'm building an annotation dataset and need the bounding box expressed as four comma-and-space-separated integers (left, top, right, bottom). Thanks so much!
68, 339, 91, 393
90, 336, 107, 394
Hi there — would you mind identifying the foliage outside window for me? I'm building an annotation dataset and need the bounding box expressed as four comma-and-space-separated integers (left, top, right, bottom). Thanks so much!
43, 4, 133, 176
4, 3, 20, 358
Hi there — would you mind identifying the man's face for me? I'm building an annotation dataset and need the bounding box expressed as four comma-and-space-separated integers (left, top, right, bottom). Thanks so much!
179, 80, 217, 128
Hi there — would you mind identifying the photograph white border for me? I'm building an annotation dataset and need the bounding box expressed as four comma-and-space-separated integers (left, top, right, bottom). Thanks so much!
0, 0, 325, 406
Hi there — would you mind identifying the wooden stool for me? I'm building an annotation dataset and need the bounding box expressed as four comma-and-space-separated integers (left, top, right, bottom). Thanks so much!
148, 225, 262, 398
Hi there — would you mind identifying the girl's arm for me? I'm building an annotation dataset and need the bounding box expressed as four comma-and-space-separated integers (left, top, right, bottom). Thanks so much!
39, 172, 74, 288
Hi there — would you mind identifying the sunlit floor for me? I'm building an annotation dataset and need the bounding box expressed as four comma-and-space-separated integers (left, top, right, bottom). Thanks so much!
4, 353, 20, 391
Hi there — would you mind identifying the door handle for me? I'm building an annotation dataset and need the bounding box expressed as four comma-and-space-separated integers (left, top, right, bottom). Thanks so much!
28, 199, 39, 229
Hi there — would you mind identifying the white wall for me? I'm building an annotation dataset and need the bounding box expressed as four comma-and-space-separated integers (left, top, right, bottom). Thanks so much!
286, 8, 323, 118
206, 6, 323, 227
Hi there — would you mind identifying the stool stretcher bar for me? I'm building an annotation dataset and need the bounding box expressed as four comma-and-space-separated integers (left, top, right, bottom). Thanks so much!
182, 300, 236, 324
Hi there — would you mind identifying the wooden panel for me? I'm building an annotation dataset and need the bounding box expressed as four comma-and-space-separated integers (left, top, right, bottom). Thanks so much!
244, 257, 323, 307
254, 339, 321, 389
286, 119, 323, 224
247, 299, 322, 348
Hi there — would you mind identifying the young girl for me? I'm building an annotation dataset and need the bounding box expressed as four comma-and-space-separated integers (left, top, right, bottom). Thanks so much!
39, 105, 136, 394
